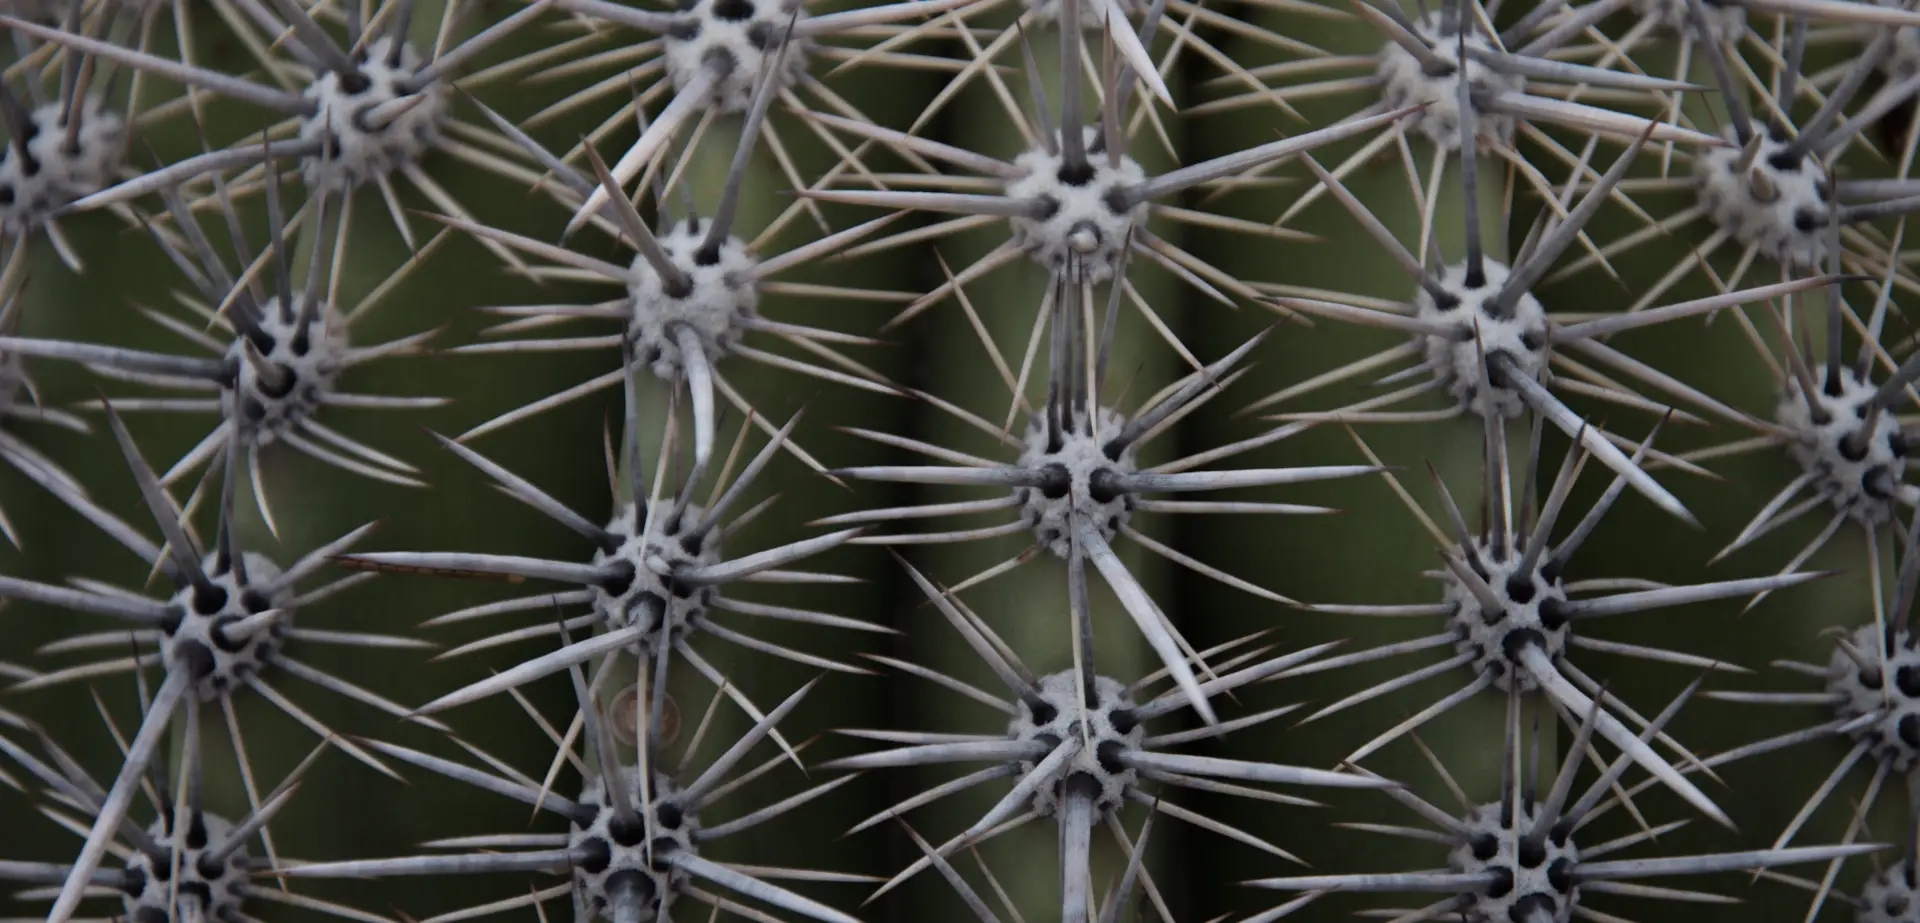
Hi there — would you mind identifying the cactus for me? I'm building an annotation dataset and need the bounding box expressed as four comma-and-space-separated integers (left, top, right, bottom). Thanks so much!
8, 1, 1920, 922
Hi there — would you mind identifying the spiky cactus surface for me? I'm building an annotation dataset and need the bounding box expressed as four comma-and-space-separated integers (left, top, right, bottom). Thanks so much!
11, 0, 1920, 922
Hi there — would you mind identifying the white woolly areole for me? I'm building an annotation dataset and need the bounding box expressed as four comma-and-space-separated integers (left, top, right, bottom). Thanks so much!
1694, 120, 1833, 268
222, 299, 347, 446
1006, 671, 1145, 816
1858, 862, 1920, 923
0, 96, 124, 233
1014, 405, 1137, 557
627, 217, 757, 382
570, 767, 698, 923
1827, 624, 1920, 773
1414, 259, 1549, 419
1376, 12, 1522, 149
663, 0, 812, 112
121, 812, 248, 923
1443, 537, 1570, 693
591, 501, 721, 647
297, 37, 449, 192
1005, 127, 1147, 283
1443, 533, 1566, 690
1632, 0, 1745, 43
1777, 364, 1911, 525
162, 552, 293, 702
1447, 802, 1580, 923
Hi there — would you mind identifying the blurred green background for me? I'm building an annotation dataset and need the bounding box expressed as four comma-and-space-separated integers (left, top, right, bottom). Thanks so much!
0, 1, 1905, 922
